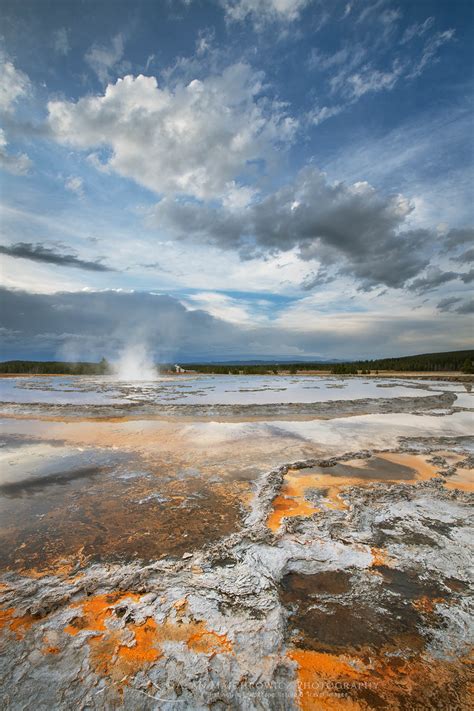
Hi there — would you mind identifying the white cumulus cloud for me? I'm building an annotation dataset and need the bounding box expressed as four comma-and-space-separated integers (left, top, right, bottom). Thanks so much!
65, 175, 84, 197
85, 33, 125, 83
48, 63, 297, 200
53, 28, 70, 56
0, 129, 31, 175
222, 0, 312, 26
0, 55, 30, 112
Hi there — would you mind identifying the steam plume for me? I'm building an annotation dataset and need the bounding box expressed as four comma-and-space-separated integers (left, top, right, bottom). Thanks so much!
112, 343, 158, 381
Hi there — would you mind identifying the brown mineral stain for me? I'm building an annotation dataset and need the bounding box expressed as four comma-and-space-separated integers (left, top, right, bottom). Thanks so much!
88, 633, 126, 680
268, 454, 440, 531
240, 489, 256, 510
412, 595, 445, 614
283, 565, 472, 710
0, 472, 249, 574
173, 597, 188, 612
0, 609, 13, 630
1, 416, 279, 576
17, 559, 81, 580
435, 451, 466, 466
280, 568, 453, 660
282, 571, 352, 599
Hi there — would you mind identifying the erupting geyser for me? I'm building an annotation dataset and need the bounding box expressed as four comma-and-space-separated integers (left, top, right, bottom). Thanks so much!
112, 343, 158, 381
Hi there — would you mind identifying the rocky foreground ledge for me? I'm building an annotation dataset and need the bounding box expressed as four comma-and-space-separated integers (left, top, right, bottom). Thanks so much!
0, 437, 472, 710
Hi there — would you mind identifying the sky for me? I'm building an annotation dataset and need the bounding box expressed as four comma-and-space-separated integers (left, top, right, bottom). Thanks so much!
0, 0, 473, 362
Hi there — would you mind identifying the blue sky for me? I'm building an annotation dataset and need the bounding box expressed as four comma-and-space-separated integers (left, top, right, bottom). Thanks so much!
0, 0, 473, 361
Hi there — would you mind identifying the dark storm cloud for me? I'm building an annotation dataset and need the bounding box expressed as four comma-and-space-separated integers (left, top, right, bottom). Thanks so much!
452, 248, 474, 264
455, 299, 474, 314
300, 269, 335, 290
443, 227, 474, 249
0, 242, 114, 272
0, 287, 472, 362
437, 296, 474, 315
460, 269, 474, 284
437, 296, 462, 311
152, 168, 434, 290
0, 288, 237, 361
407, 267, 459, 293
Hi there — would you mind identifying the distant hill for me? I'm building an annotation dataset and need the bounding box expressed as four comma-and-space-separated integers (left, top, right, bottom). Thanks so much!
184, 357, 343, 365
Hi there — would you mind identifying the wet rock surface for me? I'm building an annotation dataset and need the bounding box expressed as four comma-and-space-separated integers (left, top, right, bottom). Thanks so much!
0, 379, 473, 710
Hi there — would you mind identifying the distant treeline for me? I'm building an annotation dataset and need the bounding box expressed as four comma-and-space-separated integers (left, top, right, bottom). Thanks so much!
0, 350, 472, 375
0, 358, 112, 375
182, 363, 282, 375
183, 350, 474, 375
350, 350, 474, 373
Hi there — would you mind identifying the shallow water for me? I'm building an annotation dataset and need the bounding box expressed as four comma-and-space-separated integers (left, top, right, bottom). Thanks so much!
0, 402, 472, 574
0, 373, 441, 406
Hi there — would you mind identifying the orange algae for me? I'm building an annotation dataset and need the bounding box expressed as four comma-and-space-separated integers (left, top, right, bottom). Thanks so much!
267, 468, 357, 531
187, 629, 233, 655
64, 591, 160, 682
0, 608, 38, 639
268, 478, 319, 531
370, 547, 390, 567
268, 454, 440, 531
289, 649, 363, 711
376, 453, 438, 480
151, 618, 233, 654
117, 619, 161, 665
42, 646, 60, 655
63, 592, 232, 686
65, 592, 141, 636
289, 647, 474, 711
